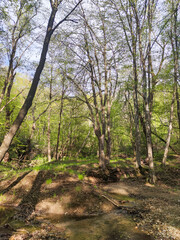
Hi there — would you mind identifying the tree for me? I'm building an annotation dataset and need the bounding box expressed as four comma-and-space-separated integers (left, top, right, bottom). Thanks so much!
55, 76, 66, 160
68, 1, 119, 169
110, 0, 142, 171
162, 0, 180, 165
110, 0, 171, 182
0, 0, 39, 130
0, 0, 83, 162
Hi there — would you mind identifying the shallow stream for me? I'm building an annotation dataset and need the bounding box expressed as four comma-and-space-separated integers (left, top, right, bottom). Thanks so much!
0, 203, 153, 240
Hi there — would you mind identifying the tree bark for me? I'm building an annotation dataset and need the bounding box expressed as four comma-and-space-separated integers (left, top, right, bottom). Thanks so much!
47, 68, 53, 162
106, 101, 111, 163
173, 2, 180, 137
125, 92, 136, 156
162, 2, 179, 165
0, 37, 16, 108
99, 134, 106, 170
55, 83, 65, 161
134, 0, 155, 183
146, 0, 155, 183
162, 87, 175, 166
115, 0, 142, 170
132, 50, 141, 170
85, 32, 108, 169
47, 107, 51, 162
5, 73, 15, 131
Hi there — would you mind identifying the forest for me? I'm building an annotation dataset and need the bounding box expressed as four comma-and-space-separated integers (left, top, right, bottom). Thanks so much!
0, 0, 179, 239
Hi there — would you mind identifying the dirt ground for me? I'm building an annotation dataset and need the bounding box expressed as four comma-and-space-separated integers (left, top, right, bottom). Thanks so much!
0, 159, 179, 240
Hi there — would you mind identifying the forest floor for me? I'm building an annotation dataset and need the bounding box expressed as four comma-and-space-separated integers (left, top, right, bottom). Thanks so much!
0, 155, 179, 240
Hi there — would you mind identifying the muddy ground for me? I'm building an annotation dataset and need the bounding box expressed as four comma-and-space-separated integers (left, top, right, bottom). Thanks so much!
0, 158, 179, 240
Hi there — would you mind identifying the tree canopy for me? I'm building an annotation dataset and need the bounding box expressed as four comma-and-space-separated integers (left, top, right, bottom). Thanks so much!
0, 0, 179, 183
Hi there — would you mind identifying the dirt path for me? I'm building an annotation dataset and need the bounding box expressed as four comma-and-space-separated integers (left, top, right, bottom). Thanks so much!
0, 163, 179, 240
102, 179, 180, 240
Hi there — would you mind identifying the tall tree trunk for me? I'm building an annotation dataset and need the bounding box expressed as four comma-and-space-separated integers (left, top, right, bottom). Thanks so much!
140, 59, 155, 182
144, 96, 155, 182
118, 0, 142, 170
99, 134, 106, 170
106, 101, 111, 163
84, 24, 109, 170
0, 44, 16, 108
4, 32, 18, 130
0, 77, 9, 108
0, 7, 58, 162
145, 0, 155, 183
162, 2, 179, 165
0, 0, 83, 162
55, 87, 65, 161
125, 92, 136, 156
47, 72, 52, 162
135, 0, 155, 183
47, 107, 51, 162
173, 2, 180, 137
132, 51, 141, 170
176, 88, 180, 138
162, 87, 176, 166
55, 110, 62, 161
28, 107, 36, 159
5, 73, 15, 131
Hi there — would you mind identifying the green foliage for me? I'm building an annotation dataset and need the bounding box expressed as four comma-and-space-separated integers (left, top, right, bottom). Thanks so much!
0, 0, 179, 171
46, 178, 52, 185
30, 156, 47, 167
67, 169, 75, 175
0, 163, 12, 172
77, 173, 84, 181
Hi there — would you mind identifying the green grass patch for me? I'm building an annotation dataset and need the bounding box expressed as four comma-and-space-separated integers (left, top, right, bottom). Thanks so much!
110, 157, 134, 168
78, 173, 84, 180
46, 178, 52, 185
67, 169, 75, 175
0, 164, 13, 172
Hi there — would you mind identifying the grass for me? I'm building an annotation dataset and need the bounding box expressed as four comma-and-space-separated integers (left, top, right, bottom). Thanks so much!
110, 157, 135, 169
31, 157, 98, 171
78, 173, 85, 180
0, 164, 13, 172
0, 156, 135, 181
46, 178, 52, 185
1, 154, 178, 184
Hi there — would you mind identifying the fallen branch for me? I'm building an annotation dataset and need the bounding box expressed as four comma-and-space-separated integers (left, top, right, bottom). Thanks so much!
101, 194, 120, 207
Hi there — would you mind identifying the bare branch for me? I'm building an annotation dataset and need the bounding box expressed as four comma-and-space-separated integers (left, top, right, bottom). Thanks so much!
0, 88, 25, 113
52, 0, 83, 33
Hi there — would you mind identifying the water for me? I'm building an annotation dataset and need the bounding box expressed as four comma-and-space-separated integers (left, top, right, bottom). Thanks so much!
0, 206, 153, 240
52, 211, 152, 240
36, 208, 153, 240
